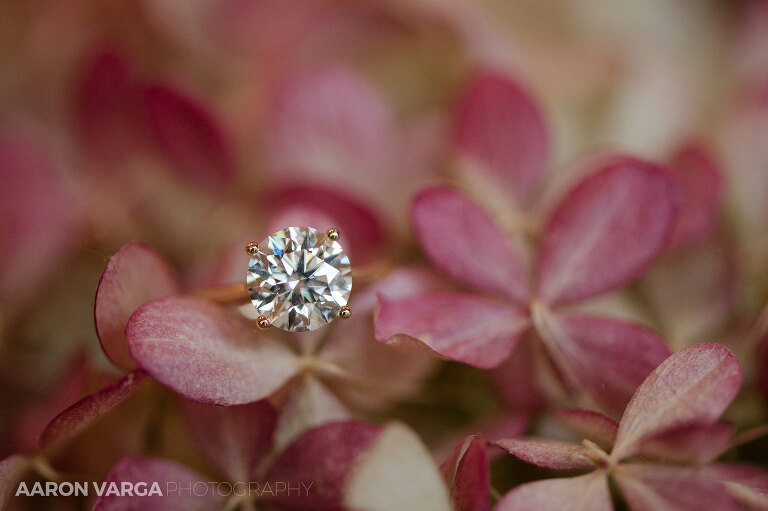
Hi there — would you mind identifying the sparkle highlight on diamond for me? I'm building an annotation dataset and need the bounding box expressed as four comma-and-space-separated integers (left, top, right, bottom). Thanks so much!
247, 226, 352, 332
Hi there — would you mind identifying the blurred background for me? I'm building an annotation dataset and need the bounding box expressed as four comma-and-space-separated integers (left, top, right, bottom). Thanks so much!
1, 0, 768, 506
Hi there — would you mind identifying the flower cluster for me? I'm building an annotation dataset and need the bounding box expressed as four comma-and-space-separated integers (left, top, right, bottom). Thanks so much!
2, 1, 768, 510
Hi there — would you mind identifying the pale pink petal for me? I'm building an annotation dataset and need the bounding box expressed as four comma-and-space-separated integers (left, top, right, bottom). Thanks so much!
0, 135, 79, 313
93, 457, 224, 511
75, 50, 144, 163
0, 455, 32, 509
722, 484, 768, 511
344, 422, 451, 511
636, 422, 733, 464
615, 464, 739, 511
126, 297, 299, 405
144, 83, 235, 191
95, 241, 181, 370
493, 438, 594, 470
454, 70, 549, 205
536, 157, 680, 305
376, 292, 529, 369
412, 187, 529, 302
263, 421, 381, 510
180, 399, 276, 481
541, 314, 671, 413
440, 435, 489, 511
705, 464, 768, 489
668, 142, 723, 247
553, 409, 619, 451
495, 472, 611, 511
40, 370, 147, 454
261, 184, 386, 265
613, 343, 742, 460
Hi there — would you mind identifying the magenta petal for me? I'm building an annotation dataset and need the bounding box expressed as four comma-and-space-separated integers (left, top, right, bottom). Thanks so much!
0, 455, 32, 509
495, 472, 611, 511
180, 399, 276, 481
553, 409, 619, 451
493, 438, 594, 470
612, 343, 742, 461
376, 292, 529, 369
615, 464, 739, 511
668, 142, 723, 247
412, 187, 529, 302
454, 70, 549, 205
93, 457, 224, 511
536, 157, 680, 305
263, 421, 381, 510
542, 314, 671, 412
126, 297, 299, 405
144, 83, 235, 191
441, 435, 489, 511
95, 242, 181, 370
40, 370, 147, 453
636, 422, 733, 464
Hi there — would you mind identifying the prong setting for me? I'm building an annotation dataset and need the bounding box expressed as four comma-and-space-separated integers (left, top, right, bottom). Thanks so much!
245, 242, 259, 256
257, 315, 271, 329
326, 228, 340, 241
338, 306, 351, 319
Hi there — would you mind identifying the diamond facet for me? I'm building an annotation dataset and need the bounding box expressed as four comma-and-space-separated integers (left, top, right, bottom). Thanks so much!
247, 226, 352, 332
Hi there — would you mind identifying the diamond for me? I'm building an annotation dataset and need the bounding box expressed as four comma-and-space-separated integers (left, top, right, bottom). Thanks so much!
247, 226, 352, 332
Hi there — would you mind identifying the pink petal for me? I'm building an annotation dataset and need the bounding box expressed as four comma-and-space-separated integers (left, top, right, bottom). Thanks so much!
144, 83, 235, 191
722, 484, 768, 511
441, 435, 489, 511
540, 314, 671, 413
126, 297, 299, 405
668, 142, 723, 247
261, 184, 386, 265
344, 422, 451, 511
40, 369, 146, 454
0, 135, 79, 313
705, 464, 768, 489
492, 334, 552, 411
553, 409, 619, 451
495, 472, 611, 511
454, 70, 549, 205
263, 421, 381, 510
635, 422, 733, 464
95, 242, 181, 370
536, 156, 680, 305
493, 438, 594, 470
412, 187, 529, 302
0, 455, 32, 509
180, 399, 276, 481
93, 457, 224, 510
75, 50, 144, 163
615, 464, 739, 511
376, 292, 529, 369
612, 343, 742, 461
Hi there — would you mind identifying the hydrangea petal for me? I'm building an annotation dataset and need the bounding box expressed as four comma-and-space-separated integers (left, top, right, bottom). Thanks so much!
495, 472, 611, 511
412, 187, 529, 302
668, 142, 723, 247
126, 297, 299, 405
536, 157, 680, 305
540, 313, 671, 413
553, 409, 618, 451
376, 292, 529, 369
612, 343, 742, 461
344, 423, 451, 511
440, 435, 489, 511
493, 438, 594, 470
615, 464, 739, 511
492, 334, 552, 411
95, 242, 181, 370
264, 421, 381, 510
180, 399, 276, 482
40, 370, 147, 454
144, 83, 235, 191
636, 422, 733, 464
454, 71, 549, 205
93, 457, 224, 510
